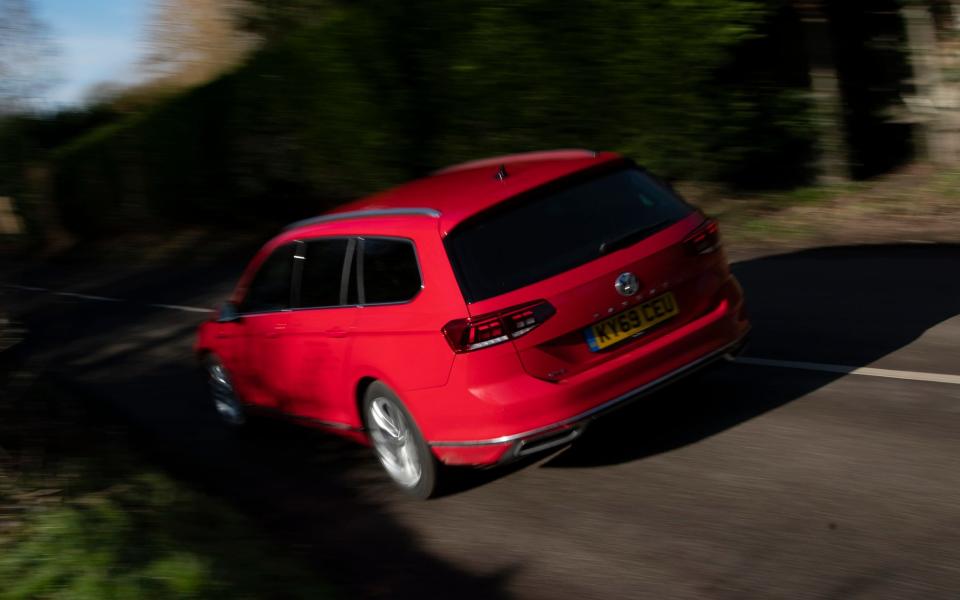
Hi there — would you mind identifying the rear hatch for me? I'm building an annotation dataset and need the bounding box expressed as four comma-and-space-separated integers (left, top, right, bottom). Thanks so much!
443, 163, 726, 381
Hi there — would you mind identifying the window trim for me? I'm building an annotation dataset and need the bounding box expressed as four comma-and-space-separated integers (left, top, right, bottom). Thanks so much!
290, 240, 306, 309
356, 238, 365, 305
278, 234, 424, 312
339, 238, 358, 306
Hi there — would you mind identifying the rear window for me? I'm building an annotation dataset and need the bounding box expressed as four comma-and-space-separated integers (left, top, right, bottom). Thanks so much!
445, 167, 693, 302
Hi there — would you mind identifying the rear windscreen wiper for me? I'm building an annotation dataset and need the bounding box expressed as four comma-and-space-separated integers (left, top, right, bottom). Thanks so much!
599, 220, 671, 255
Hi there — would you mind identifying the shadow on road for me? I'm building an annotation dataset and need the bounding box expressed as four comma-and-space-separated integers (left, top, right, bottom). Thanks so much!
546, 243, 960, 468
3, 242, 959, 597
2, 247, 516, 600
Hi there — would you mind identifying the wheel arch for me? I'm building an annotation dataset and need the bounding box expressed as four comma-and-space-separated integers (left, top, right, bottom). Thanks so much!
195, 348, 214, 366
354, 376, 378, 426
353, 375, 420, 434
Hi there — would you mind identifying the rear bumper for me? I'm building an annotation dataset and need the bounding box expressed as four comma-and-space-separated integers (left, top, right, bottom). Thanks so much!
428, 330, 749, 466
408, 273, 749, 466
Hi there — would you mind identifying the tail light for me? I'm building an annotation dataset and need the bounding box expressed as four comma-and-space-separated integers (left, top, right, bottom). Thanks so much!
443, 300, 556, 353
684, 219, 721, 255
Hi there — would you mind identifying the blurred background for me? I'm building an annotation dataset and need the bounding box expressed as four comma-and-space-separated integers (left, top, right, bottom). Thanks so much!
0, 0, 958, 244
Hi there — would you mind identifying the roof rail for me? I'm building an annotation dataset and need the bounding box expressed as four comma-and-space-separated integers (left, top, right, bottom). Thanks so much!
284, 208, 441, 231
433, 149, 598, 176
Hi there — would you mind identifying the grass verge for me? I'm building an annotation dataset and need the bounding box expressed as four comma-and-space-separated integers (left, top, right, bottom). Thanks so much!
0, 374, 335, 600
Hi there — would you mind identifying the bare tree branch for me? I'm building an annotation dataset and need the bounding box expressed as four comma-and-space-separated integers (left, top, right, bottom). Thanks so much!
140, 0, 257, 90
0, 0, 57, 114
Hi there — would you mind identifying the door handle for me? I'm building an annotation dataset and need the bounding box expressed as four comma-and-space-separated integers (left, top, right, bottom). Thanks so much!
266, 324, 287, 338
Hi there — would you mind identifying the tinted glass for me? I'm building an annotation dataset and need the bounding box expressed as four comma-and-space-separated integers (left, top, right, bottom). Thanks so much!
299, 238, 350, 308
362, 239, 421, 304
445, 167, 693, 302
241, 244, 294, 313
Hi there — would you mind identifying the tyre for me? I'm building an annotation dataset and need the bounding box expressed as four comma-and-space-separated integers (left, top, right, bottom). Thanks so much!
204, 355, 246, 427
362, 382, 438, 499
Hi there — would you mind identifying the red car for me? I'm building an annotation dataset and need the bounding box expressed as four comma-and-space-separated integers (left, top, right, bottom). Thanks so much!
196, 150, 750, 497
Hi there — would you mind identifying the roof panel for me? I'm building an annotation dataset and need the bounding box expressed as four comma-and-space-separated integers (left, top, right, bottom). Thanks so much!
306, 150, 625, 236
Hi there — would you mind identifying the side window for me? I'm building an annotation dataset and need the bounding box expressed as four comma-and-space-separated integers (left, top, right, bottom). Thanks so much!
299, 238, 350, 308
240, 244, 294, 313
361, 239, 421, 304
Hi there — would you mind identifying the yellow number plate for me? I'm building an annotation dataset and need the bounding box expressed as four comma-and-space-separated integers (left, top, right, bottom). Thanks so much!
584, 292, 679, 352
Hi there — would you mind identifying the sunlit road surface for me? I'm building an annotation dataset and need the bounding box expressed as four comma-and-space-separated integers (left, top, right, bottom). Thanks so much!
3, 243, 959, 599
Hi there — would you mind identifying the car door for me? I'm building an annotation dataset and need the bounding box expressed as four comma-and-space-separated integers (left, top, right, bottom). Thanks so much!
348, 236, 439, 390
283, 237, 359, 425
234, 241, 299, 410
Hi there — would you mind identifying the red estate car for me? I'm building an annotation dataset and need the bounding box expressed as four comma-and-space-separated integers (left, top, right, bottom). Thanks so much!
196, 150, 750, 497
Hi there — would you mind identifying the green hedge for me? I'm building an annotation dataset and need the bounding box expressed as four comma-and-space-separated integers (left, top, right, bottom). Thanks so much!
49, 0, 817, 235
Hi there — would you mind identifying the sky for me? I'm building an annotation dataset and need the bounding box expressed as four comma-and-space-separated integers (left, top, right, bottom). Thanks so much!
34, 0, 151, 107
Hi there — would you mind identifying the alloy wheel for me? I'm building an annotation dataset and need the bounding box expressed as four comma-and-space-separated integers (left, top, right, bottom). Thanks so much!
208, 362, 245, 426
367, 396, 422, 488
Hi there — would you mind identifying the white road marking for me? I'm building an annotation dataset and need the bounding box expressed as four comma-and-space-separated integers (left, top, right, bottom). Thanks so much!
8, 284, 48, 292
3, 284, 213, 314
4, 283, 959, 381
735, 357, 960, 386
147, 303, 215, 314
53, 291, 122, 302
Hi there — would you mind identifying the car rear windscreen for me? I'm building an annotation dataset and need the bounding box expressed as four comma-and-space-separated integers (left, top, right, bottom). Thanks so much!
445, 166, 694, 303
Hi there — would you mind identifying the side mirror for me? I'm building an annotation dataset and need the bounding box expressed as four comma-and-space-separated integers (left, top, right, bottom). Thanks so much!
217, 301, 242, 323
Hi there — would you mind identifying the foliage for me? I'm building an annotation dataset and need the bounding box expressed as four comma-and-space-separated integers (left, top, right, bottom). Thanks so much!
49, 0, 822, 234
0, 475, 334, 600
0, 108, 123, 239
435, 0, 765, 175
0, 380, 334, 600
245, 0, 788, 179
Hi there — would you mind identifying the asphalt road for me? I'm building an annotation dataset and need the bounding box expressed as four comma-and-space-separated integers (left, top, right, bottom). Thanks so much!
2, 243, 959, 599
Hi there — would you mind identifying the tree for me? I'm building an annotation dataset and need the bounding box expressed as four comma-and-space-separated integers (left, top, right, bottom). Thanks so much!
792, 0, 850, 181
141, 0, 257, 90
236, 0, 330, 43
0, 0, 56, 114
901, 1, 960, 164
